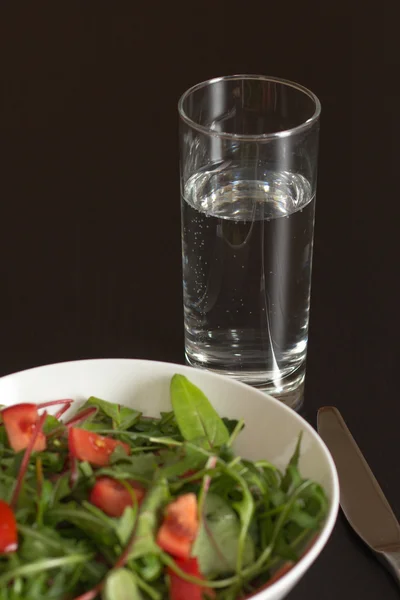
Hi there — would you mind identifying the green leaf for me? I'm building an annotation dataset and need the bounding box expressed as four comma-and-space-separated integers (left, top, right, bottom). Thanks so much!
36, 449, 66, 473
78, 421, 109, 433
281, 432, 303, 493
134, 554, 163, 582
270, 489, 286, 507
102, 568, 143, 600
85, 397, 141, 430
281, 465, 302, 495
86, 396, 120, 422
0, 554, 93, 587
116, 507, 136, 545
157, 443, 206, 479
287, 507, 319, 530
255, 461, 281, 489
79, 461, 94, 478
51, 473, 71, 506
8, 451, 25, 478
239, 460, 268, 495
18, 525, 93, 561
109, 452, 157, 479
170, 375, 229, 450
258, 512, 274, 549
47, 504, 118, 547
192, 493, 255, 577
36, 480, 53, 525
274, 534, 299, 561
119, 407, 142, 430
129, 478, 169, 559
43, 415, 63, 435
208, 472, 237, 498
290, 432, 303, 467
295, 481, 329, 527
222, 417, 240, 435
229, 471, 255, 573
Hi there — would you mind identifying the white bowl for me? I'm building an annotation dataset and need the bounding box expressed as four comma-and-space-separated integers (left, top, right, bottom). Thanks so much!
0, 359, 339, 600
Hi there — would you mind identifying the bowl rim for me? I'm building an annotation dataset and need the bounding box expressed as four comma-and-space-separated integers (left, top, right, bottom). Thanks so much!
0, 358, 339, 598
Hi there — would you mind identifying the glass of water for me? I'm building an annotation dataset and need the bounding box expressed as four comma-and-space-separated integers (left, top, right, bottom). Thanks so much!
178, 75, 320, 410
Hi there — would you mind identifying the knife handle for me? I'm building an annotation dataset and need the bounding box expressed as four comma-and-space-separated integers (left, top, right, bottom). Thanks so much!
377, 548, 400, 587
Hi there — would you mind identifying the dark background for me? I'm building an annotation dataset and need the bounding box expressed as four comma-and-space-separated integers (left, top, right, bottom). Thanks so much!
0, 2, 398, 598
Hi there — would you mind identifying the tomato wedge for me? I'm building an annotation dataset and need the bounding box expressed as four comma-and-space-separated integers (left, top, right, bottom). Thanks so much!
1, 404, 46, 452
90, 477, 145, 517
157, 523, 193, 559
68, 428, 130, 467
168, 557, 214, 600
0, 500, 18, 554
156, 493, 199, 559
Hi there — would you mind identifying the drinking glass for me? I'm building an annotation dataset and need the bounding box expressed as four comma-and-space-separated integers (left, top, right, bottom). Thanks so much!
178, 75, 320, 410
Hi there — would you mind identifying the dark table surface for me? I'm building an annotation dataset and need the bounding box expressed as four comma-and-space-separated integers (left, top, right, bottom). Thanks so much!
0, 2, 398, 599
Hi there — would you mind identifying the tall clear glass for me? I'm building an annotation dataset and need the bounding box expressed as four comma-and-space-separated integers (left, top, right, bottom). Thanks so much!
178, 75, 320, 410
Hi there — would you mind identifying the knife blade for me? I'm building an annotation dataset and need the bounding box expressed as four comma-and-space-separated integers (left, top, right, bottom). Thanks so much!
317, 406, 400, 586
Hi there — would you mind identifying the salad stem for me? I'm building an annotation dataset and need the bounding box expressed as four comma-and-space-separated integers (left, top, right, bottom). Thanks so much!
10, 410, 47, 509
37, 399, 73, 410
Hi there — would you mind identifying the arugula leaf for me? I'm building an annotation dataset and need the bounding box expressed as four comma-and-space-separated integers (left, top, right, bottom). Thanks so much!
36, 480, 53, 526
281, 432, 303, 492
43, 415, 63, 435
50, 474, 71, 506
18, 525, 94, 561
157, 443, 206, 479
103, 568, 143, 600
134, 554, 163, 582
273, 534, 298, 561
119, 407, 142, 430
47, 504, 118, 548
222, 417, 240, 435
287, 506, 320, 530
36, 449, 66, 474
228, 470, 255, 573
85, 396, 120, 423
270, 488, 286, 507
239, 459, 269, 495
97, 453, 157, 486
109, 451, 157, 475
0, 554, 93, 587
84, 397, 141, 430
170, 375, 229, 450
115, 507, 136, 545
192, 493, 255, 577
129, 478, 169, 559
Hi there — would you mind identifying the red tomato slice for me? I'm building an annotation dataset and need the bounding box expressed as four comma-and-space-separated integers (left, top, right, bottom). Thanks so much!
90, 477, 145, 517
0, 500, 18, 554
1, 404, 46, 452
168, 557, 214, 600
157, 523, 192, 559
165, 494, 198, 539
68, 428, 130, 467
156, 493, 199, 559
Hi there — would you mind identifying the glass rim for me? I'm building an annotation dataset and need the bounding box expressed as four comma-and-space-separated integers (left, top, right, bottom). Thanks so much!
178, 74, 321, 141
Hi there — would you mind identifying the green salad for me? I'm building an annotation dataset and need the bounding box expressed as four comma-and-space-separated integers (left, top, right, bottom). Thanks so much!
0, 374, 328, 600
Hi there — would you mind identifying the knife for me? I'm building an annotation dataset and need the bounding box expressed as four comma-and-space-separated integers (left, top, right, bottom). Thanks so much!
317, 406, 400, 586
